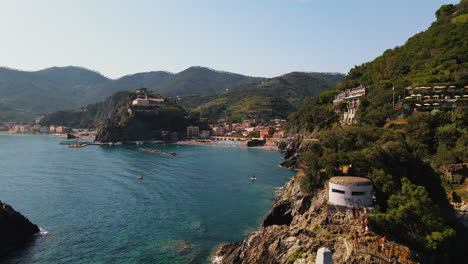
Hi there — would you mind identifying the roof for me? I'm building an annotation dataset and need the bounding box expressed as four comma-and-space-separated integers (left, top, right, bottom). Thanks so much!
329, 176, 372, 186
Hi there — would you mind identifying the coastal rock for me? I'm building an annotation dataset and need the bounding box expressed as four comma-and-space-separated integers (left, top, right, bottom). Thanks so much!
214, 175, 417, 264
279, 136, 312, 169
0, 201, 39, 255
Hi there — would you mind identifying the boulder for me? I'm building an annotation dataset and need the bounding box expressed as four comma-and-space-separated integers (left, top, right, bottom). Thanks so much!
0, 201, 39, 256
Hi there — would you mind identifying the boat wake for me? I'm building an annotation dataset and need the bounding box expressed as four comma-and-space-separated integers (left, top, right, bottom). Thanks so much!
39, 227, 49, 235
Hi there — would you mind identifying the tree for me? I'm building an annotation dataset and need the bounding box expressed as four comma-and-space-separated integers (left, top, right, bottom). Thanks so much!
436, 4, 455, 18
369, 178, 455, 252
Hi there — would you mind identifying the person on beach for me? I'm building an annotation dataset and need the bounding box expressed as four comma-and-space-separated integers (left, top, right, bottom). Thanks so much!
353, 231, 359, 251
363, 206, 368, 215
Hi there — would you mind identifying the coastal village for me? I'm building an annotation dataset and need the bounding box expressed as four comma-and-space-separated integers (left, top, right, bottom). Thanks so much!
0, 88, 289, 146
3, 84, 467, 144
1, 1, 467, 264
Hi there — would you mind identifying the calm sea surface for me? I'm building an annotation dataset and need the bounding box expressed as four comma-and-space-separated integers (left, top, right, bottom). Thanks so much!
0, 135, 294, 264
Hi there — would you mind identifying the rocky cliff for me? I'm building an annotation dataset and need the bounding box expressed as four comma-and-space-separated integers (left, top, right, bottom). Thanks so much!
214, 174, 418, 264
94, 101, 188, 143
0, 201, 39, 256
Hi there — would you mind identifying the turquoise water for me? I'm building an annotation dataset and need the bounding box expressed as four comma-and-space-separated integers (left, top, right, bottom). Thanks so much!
0, 135, 294, 264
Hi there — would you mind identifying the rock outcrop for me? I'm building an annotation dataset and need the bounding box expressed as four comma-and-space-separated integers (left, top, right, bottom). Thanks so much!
0, 201, 39, 255
94, 103, 187, 143
278, 136, 314, 169
214, 175, 417, 264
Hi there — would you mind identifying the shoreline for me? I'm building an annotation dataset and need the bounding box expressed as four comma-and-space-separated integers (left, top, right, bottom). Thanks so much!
0, 133, 280, 151
0, 132, 95, 139
175, 140, 279, 151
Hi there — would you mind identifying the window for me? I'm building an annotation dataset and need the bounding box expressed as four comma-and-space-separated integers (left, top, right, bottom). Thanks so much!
352, 191, 366, 196
332, 189, 345, 194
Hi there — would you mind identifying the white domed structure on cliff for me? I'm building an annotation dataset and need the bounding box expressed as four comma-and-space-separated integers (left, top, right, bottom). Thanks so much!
328, 176, 373, 207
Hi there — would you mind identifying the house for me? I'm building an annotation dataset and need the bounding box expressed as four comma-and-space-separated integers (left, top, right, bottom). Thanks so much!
187, 126, 200, 138
333, 85, 366, 124
132, 97, 165, 106
405, 85, 465, 109
200, 130, 211, 138
212, 126, 224, 136
259, 127, 274, 138
170, 132, 179, 141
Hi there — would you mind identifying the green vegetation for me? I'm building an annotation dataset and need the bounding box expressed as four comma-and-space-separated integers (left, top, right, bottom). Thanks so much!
0, 66, 261, 122
40, 91, 133, 128
0, 66, 109, 122
287, 2, 468, 262
288, 251, 304, 263
178, 72, 344, 122
156, 66, 264, 97
285, 89, 339, 133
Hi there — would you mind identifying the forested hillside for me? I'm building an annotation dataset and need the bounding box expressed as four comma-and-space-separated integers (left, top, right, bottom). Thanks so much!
156, 66, 264, 97
179, 72, 344, 122
285, 1, 468, 263
39, 91, 132, 129
0, 66, 261, 122
0, 66, 109, 122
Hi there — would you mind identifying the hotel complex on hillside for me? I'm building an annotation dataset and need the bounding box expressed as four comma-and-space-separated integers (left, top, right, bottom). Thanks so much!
333, 85, 367, 124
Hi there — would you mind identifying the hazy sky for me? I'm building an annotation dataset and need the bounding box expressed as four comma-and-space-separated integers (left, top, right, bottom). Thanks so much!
0, 0, 459, 79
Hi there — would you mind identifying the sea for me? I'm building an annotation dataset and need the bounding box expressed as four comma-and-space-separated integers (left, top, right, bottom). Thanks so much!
0, 135, 294, 264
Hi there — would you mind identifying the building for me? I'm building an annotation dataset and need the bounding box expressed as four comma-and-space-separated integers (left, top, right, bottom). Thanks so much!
259, 127, 273, 138
333, 86, 366, 125
328, 176, 373, 207
404, 85, 466, 109
170, 132, 179, 141
212, 126, 224, 136
132, 97, 165, 106
187, 126, 200, 138
200, 130, 211, 138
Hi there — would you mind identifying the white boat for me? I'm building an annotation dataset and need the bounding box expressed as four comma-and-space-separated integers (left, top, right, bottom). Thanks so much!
250, 176, 256, 181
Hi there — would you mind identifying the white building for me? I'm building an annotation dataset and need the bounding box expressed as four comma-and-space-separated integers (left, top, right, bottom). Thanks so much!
333, 86, 366, 125
132, 97, 165, 106
328, 176, 373, 207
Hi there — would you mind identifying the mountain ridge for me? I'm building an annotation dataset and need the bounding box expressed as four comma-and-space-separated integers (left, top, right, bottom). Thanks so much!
0, 65, 264, 122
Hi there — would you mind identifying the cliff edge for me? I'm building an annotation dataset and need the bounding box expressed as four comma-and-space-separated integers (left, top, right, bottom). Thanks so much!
214, 174, 417, 264
0, 201, 39, 256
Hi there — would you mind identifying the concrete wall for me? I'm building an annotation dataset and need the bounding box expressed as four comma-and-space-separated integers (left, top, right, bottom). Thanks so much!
328, 182, 373, 207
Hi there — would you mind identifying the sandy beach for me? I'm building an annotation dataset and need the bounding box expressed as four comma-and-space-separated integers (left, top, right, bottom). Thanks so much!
175, 140, 279, 151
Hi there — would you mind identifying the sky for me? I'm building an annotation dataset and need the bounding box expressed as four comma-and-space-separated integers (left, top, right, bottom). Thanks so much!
0, 0, 460, 79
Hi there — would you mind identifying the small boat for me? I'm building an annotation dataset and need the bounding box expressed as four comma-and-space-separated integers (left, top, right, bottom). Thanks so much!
250, 176, 256, 181
138, 175, 143, 180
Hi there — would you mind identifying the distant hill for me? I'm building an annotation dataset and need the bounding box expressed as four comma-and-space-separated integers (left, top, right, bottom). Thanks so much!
80, 71, 174, 105
0, 66, 109, 122
178, 72, 345, 121
0, 66, 262, 122
157, 66, 265, 97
